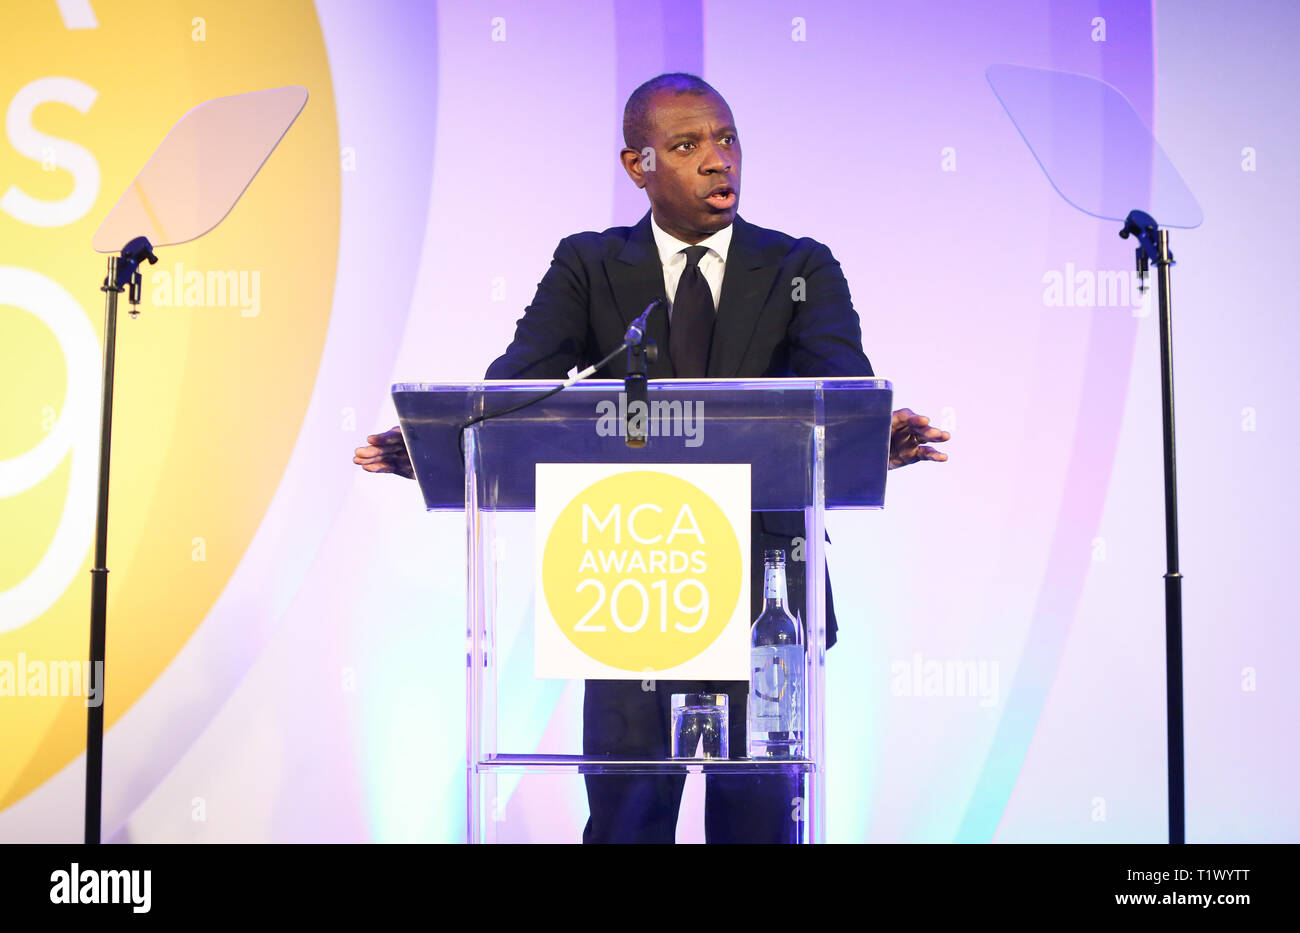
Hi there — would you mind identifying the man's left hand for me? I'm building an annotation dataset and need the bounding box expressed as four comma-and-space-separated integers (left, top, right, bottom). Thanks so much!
889, 408, 950, 469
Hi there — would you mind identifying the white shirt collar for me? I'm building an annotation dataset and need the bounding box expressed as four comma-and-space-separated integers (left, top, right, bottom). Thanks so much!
650, 213, 733, 266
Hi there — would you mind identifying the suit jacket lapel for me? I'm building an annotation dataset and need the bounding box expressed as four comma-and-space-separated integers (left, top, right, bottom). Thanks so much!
709, 215, 778, 377
604, 211, 675, 378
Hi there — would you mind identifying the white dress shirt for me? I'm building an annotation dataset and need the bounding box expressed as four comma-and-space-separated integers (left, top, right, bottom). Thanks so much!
650, 213, 732, 319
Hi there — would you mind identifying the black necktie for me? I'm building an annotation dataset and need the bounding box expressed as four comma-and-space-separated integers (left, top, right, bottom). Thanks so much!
669, 245, 714, 377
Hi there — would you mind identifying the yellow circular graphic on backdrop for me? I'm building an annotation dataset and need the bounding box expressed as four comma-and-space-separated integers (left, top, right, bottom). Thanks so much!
542, 471, 742, 672
0, 2, 338, 810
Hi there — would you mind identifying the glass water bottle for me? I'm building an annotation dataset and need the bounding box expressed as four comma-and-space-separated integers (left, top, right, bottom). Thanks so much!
748, 549, 804, 758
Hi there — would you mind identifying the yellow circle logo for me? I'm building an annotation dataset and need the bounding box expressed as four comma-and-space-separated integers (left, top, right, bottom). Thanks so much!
542, 470, 742, 672
0, 3, 338, 809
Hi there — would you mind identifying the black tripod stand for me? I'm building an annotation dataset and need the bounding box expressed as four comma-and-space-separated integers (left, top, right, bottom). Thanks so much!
84, 236, 156, 845
1120, 209, 1185, 845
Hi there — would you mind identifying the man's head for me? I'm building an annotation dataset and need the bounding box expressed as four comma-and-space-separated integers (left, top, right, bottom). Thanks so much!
620, 73, 740, 244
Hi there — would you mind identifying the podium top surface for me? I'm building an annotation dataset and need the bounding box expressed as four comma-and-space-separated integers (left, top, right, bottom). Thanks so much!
393, 375, 889, 394
393, 377, 893, 511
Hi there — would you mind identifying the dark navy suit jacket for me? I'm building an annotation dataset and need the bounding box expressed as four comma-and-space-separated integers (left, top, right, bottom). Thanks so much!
485, 212, 874, 647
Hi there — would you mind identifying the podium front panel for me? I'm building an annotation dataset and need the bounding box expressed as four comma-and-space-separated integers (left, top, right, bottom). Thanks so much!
393, 377, 892, 843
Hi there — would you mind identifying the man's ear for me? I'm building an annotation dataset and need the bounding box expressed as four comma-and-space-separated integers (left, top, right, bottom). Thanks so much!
620, 147, 648, 190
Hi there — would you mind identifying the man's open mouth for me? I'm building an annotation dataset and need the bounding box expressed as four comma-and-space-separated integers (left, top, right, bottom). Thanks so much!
706, 187, 736, 207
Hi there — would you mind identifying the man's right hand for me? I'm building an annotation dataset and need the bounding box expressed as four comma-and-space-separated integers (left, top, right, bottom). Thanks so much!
353, 426, 414, 479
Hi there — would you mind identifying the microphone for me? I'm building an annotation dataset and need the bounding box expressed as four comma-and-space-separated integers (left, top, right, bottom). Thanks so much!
624, 297, 663, 347
559, 298, 664, 387
466, 299, 665, 457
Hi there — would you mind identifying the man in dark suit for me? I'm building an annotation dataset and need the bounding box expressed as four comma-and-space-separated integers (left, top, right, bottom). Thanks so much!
355, 73, 948, 842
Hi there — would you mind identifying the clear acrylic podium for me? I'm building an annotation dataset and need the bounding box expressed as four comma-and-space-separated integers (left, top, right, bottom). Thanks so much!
393, 377, 892, 843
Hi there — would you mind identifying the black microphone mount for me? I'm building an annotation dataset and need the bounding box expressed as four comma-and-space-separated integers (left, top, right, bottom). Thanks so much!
624, 298, 663, 448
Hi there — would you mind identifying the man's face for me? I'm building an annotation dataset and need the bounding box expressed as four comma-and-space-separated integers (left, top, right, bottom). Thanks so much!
624, 89, 741, 243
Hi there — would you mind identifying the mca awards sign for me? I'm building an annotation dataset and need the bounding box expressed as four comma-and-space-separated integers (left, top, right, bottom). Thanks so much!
534, 464, 750, 680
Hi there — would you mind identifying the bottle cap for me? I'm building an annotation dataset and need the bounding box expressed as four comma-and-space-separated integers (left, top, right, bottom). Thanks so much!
669, 693, 729, 709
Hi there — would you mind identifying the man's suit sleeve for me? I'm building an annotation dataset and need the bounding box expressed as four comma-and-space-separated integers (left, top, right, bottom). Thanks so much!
786, 241, 874, 378
485, 236, 591, 380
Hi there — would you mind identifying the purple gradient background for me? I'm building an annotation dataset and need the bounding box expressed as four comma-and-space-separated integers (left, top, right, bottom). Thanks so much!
2, 0, 1294, 843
